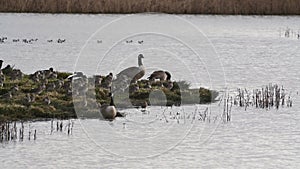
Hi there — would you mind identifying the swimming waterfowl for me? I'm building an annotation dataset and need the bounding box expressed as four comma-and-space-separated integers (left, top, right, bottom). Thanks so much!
0, 37, 7, 43
57, 39, 66, 43
148, 70, 171, 81
116, 54, 145, 83
99, 93, 117, 120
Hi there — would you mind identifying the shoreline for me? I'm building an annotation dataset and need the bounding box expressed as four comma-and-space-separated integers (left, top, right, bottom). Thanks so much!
0, 12, 300, 16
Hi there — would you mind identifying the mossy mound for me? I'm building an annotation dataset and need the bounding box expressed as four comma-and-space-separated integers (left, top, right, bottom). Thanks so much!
0, 67, 218, 121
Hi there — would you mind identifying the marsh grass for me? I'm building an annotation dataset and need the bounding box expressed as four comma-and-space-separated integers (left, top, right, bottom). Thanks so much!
0, 0, 299, 15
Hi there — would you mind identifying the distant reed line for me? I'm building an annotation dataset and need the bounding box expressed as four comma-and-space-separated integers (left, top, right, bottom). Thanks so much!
0, 0, 300, 15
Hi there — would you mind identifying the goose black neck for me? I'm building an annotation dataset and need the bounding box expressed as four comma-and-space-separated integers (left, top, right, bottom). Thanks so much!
138, 57, 143, 66
110, 95, 115, 106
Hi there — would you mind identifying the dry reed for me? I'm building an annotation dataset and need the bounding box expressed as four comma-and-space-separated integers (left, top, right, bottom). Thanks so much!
0, 0, 300, 15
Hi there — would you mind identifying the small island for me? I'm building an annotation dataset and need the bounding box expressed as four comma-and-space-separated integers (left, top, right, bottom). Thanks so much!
0, 62, 218, 122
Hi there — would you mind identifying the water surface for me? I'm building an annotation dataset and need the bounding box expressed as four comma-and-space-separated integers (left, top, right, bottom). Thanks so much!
0, 14, 299, 168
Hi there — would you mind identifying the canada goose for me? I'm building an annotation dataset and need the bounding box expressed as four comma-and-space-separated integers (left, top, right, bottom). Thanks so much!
11, 85, 19, 95
0, 79, 4, 88
46, 83, 56, 91
30, 94, 36, 102
148, 70, 171, 81
138, 40, 144, 44
48, 72, 58, 79
140, 100, 148, 113
116, 54, 145, 83
100, 93, 117, 120
2, 91, 12, 99
26, 93, 36, 103
11, 69, 23, 81
47, 40, 53, 43
144, 81, 152, 89
44, 96, 51, 105
25, 93, 32, 103
32, 83, 46, 94
0, 37, 7, 43
94, 75, 103, 87
141, 100, 148, 109
57, 39, 66, 43
164, 81, 174, 90
55, 80, 64, 89
2, 65, 12, 75
101, 73, 113, 89
44, 67, 54, 78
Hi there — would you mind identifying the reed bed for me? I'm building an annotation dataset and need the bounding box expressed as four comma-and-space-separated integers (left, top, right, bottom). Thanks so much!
0, 0, 300, 15
233, 84, 293, 110
0, 121, 36, 142
0, 119, 74, 143
279, 27, 300, 40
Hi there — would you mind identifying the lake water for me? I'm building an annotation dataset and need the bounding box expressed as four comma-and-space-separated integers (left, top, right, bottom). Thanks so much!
0, 14, 300, 168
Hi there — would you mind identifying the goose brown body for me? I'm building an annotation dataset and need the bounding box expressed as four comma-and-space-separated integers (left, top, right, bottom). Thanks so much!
148, 71, 171, 81
100, 94, 117, 120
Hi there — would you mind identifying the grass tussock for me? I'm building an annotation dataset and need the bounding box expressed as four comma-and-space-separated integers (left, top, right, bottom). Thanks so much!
0, 0, 300, 15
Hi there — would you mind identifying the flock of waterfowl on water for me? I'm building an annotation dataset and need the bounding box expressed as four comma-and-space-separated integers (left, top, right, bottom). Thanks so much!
0, 36, 67, 44
0, 36, 145, 44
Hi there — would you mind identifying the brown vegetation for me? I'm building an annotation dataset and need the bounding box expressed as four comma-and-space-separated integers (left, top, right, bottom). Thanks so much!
0, 0, 300, 15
